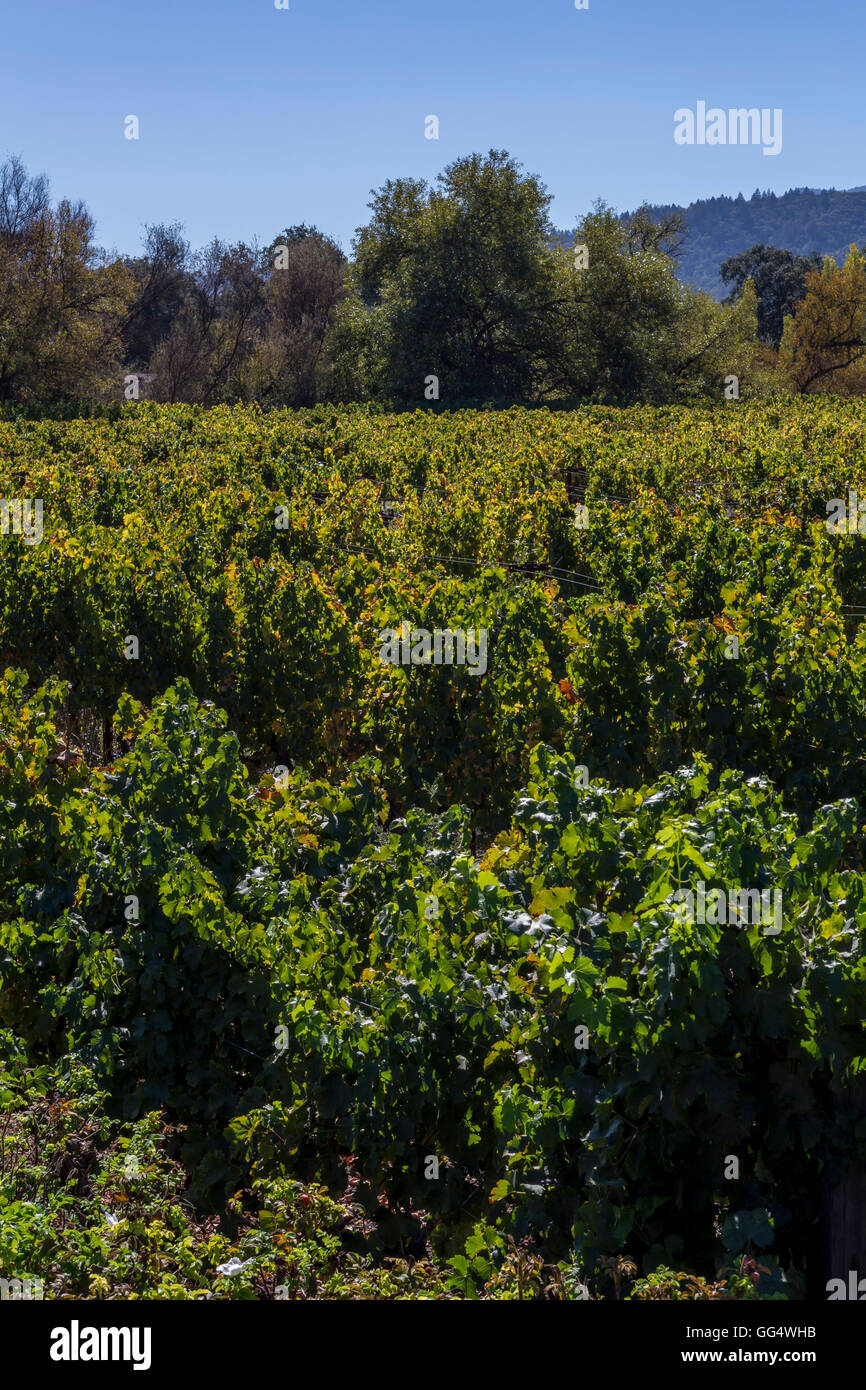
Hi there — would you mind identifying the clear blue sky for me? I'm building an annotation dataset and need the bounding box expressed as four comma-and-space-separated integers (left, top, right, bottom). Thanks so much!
1, 0, 861, 257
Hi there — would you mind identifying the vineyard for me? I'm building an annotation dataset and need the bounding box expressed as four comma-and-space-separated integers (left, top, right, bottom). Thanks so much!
1, 399, 865, 1300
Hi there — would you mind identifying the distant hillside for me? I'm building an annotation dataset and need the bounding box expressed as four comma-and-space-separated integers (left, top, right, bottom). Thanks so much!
555, 187, 866, 298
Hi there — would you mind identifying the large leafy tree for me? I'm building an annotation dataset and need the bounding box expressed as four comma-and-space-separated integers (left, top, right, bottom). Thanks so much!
721, 243, 821, 347
147, 238, 264, 404
244, 226, 347, 406
121, 223, 193, 372
555, 204, 757, 402
0, 156, 132, 404
556, 204, 686, 399
779, 248, 866, 393
352, 151, 565, 403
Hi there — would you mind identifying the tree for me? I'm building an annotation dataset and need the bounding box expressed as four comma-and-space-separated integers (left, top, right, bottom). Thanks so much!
721, 243, 821, 346
673, 279, 758, 399
243, 226, 347, 405
0, 154, 49, 240
0, 157, 132, 404
121, 223, 192, 371
553, 203, 757, 402
555, 204, 684, 400
351, 151, 565, 403
779, 248, 866, 394
148, 239, 264, 403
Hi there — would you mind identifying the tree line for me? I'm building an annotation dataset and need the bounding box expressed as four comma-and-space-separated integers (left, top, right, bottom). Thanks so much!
1, 149, 865, 409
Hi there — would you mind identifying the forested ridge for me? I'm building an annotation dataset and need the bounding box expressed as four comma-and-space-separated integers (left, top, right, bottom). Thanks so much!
557, 186, 866, 298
